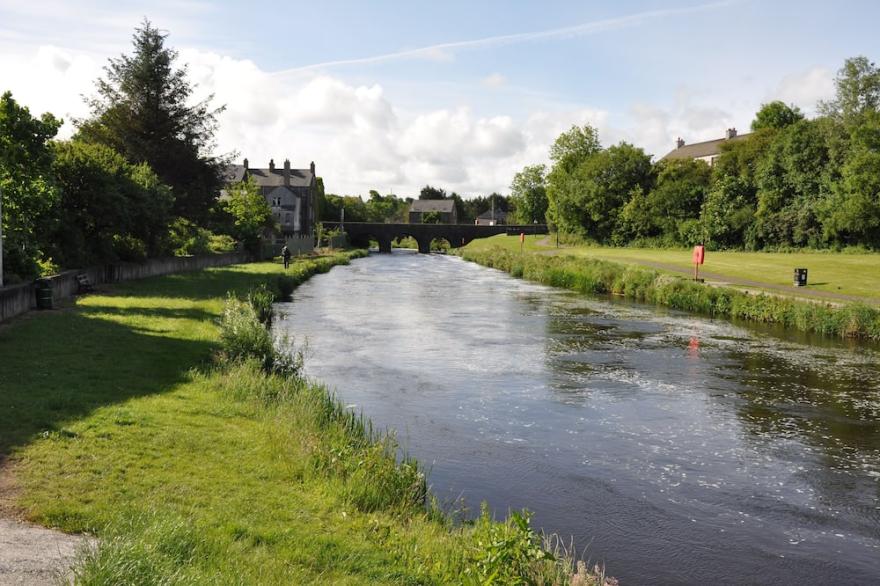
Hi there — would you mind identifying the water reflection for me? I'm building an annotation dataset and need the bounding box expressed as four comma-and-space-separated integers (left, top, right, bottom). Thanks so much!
277, 251, 880, 584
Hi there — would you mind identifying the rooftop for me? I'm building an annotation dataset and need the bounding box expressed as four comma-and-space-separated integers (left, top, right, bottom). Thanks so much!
410, 199, 456, 213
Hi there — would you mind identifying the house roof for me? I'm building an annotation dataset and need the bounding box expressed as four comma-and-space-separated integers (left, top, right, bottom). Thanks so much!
226, 165, 314, 188
660, 132, 752, 161
410, 199, 456, 213
477, 208, 507, 220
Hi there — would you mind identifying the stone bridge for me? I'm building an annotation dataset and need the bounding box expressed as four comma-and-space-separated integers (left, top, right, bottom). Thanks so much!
323, 222, 548, 253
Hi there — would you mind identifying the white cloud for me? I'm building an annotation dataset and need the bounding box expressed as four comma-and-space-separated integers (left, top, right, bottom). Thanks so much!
482, 73, 506, 88
769, 66, 835, 114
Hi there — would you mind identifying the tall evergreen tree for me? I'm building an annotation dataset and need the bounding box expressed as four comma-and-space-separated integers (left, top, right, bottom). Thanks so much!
77, 19, 227, 223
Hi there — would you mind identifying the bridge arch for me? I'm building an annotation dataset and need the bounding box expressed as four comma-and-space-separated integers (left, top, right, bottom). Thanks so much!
323, 222, 547, 254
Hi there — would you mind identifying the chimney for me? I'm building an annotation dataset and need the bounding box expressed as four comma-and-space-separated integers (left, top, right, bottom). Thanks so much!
283, 158, 291, 187
243, 157, 248, 170
269, 158, 275, 172
310, 161, 315, 175
675, 137, 685, 149
725, 127, 737, 139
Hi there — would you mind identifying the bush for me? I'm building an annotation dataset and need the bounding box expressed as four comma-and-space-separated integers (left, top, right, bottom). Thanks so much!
217, 295, 300, 376
247, 284, 275, 327
112, 234, 147, 262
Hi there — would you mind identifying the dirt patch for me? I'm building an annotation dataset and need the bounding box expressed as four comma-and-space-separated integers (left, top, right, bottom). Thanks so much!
0, 457, 93, 585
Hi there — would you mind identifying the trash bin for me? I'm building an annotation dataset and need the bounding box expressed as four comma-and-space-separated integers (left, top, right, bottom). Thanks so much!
793, 268, 808, 287
35, 279, 54, 309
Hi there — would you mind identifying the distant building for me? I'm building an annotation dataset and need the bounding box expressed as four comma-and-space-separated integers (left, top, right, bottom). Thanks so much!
660, 128, 751, 166
225, 158, 317, 238
475, 209, 507, 226
409, 199, 458, 224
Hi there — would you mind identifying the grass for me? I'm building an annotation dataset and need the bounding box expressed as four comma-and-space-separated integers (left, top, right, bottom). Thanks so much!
465, 235, 880, 303
459, 245, 880, 341
0, 251, 602, 585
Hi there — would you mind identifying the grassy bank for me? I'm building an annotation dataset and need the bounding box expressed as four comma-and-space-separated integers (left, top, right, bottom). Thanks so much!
466, 234, 880, 303
1, 251, 605, 585
459, 245, 880, 341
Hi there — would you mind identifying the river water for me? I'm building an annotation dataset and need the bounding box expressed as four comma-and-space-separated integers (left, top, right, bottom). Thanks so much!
276, 251, 880, 585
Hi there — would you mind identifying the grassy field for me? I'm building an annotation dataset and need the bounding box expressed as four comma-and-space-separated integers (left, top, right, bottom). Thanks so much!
465, 235, 880, 303
0, 253, 593, 585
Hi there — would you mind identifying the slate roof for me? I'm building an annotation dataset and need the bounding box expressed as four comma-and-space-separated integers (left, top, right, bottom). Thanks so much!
477, 209, 508, 221
410, 199, 456, 213
660, 133, 751, 161
226, 165, 314, 188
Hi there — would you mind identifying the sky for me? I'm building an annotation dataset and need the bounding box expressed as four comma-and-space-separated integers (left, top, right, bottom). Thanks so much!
2, 0, 879, 197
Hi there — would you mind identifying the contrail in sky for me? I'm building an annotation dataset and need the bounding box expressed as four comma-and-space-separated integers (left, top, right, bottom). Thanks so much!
272, 0, 738, 76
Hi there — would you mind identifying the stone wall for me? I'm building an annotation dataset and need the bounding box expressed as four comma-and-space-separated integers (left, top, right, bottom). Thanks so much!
0, 252, 250, 324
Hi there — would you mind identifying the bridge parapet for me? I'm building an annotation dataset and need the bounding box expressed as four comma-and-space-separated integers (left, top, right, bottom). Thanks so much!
323, 222, 547, 253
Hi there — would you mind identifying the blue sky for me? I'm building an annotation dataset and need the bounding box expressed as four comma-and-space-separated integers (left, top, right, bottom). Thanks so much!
2, 0, 879, 196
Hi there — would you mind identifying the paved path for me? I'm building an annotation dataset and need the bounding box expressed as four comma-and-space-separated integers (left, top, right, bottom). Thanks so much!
0, 519, 90, 585
539, 249, 876, 305
0, 459, 92, 585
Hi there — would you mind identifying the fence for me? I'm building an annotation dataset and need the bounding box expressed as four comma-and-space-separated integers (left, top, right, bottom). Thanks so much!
261, 234, 316, 260
0, 251, 250, 324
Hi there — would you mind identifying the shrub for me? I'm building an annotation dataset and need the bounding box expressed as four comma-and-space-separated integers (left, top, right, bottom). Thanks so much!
112, 234, 148, 262
247, 283, 275, 326
217, 295, 300, 376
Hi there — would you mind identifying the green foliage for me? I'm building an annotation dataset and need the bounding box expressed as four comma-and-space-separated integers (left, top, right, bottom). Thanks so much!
220, 177, 273, 254
217, 295, 298, 375
112, 234, 148, 262
751, 101, 805, 131
365, 190, 409, 222
51, 140, 174, 266
76, 19, 226, 223
419, 184, 447, 200
509, 164, 548, 224
465, 505, 564, 585
246, 283, 276, 326
0, 91, 61, 279
820, 55, 880, 127
422, 210, 442, 224
549, 124, 602, 173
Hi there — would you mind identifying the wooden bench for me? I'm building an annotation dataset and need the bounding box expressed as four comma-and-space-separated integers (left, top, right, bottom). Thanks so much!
76, 273, 95, 294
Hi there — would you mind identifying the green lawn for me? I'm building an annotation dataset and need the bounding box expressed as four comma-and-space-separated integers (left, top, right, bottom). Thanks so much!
465, 235, 880, 302
0, 255, 584, 585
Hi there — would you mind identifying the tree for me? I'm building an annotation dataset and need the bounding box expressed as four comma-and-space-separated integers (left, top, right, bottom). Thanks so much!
419, 185, 447, 200
546, 124, 603, 234
752, 119, 830, 247
701, 176, 756, 248
509, 164, 548, 224
77, 19, 226, 223
820, 56, 880, 127
221, 178, 273, 254
0, 92, 61, 279
51, 140, 173, 266
549, 124, 602, 173
645, 158, 712, 241
553, 142, 653, 241
751, 101, 804, 131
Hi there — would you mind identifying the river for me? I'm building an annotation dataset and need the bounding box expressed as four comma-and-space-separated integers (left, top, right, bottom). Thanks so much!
275, 250, 880, 585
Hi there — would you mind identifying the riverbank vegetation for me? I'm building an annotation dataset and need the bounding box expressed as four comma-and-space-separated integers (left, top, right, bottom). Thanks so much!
466, 234, 880, 303
460, 245, 880, 341
1, 253, 609, 585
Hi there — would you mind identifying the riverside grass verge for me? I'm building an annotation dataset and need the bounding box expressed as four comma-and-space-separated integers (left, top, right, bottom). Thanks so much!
0, 251, 609, 585
459, 246, 880, 341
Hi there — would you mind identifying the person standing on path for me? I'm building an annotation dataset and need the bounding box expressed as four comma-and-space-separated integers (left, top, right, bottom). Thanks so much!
281, 244, 292, 269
